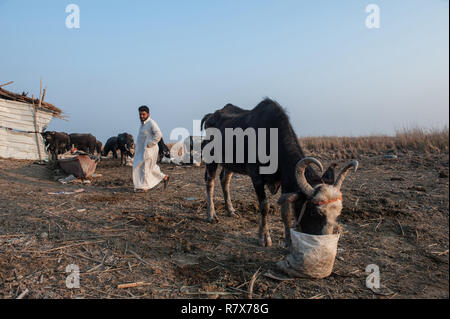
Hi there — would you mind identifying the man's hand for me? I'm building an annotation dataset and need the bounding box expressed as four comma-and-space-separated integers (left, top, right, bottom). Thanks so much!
146, 144, 153, 149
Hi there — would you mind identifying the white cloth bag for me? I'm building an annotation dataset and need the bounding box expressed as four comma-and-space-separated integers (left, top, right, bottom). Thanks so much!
277, 229, 340, 279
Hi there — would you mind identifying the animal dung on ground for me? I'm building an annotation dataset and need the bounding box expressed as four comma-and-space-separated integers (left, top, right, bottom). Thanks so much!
277, 229, 340, 279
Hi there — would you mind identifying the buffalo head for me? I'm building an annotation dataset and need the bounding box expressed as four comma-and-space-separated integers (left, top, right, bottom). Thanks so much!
118, 133, 135, 158
280, 157, 358, 239
41, 131, 56, 148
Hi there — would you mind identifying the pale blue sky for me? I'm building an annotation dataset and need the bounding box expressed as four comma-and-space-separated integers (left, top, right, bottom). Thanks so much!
1, 0, 448, 143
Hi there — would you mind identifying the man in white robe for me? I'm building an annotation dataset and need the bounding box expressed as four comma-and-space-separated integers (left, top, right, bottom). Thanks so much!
132, 106, 169, 192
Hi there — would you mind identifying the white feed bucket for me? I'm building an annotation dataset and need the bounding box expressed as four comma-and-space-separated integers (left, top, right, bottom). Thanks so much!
277, 229, 340, 279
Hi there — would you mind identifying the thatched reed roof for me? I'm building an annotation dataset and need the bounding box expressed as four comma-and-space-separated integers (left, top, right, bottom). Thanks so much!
0, 87, 62, 117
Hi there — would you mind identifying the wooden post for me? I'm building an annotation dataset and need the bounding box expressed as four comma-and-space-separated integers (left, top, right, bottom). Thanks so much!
0, 81, 14, 88
38, 78, 43, 109
42, 87, 47, 104
32, 92, 43, 162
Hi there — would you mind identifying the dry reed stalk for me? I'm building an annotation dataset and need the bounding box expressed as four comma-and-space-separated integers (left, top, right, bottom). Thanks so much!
248, 267, 261, 299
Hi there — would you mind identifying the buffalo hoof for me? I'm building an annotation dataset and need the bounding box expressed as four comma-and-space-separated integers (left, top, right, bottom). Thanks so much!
227, 210, 240, 218
258, 234, 273, 247
207, 214, 219, 223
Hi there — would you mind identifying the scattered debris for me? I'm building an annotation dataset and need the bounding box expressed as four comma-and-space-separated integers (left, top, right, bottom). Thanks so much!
248, 267, 262, 299
16, 288, 29, 299
263, 271, 295, 281
431, 249, 449, 256
118, 282, 151, 289
58, 175, 77, 184
48, 189, 85, 195
367, 285, 395, 296
171, 254, 201, 268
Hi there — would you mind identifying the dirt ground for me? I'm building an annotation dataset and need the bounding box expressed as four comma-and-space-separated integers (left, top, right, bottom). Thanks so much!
0, 151, 448, 299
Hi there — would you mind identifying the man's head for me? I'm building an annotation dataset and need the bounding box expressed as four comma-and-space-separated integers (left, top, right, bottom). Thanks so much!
139, 105, 150, 123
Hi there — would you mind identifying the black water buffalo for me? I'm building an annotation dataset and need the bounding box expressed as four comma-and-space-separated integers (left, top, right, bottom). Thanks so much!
201, 98, 358, 247
103, 133, 135, 165
117, 133, 135, 165
103, 136, 119, 158
41, 131, 70, 160
69, 133, 98, 155
158, 137, 170, 162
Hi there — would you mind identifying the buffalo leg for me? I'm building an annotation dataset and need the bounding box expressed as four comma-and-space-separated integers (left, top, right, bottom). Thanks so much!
205, 163, 219, 223
51, 150, 57, 161
251, 177, 272, 247
220, 168, 238, 217
280, 201, 293, 248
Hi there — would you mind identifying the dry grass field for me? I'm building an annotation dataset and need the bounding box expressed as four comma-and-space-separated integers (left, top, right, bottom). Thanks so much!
0, 128, 448, 299
300, 127, 449, 159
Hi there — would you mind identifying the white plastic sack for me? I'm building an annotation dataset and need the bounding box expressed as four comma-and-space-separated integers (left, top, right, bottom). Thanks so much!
126, 156, 133, 167
277, 229, 340, 279
160, 156, 173, 164
170, 141, 187, 165
185, 136, 203, 166
169, 136, 203, 166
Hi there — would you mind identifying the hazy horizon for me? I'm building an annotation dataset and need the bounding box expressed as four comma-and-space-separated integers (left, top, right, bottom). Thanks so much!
1, 0, 448, 144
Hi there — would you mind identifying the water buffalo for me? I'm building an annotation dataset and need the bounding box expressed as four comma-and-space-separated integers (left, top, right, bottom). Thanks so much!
69, 133, 98, 155
103, 136, 119, 159
201, 98, 358, 247
117, 133, 135, 165
41, 131, 71, 160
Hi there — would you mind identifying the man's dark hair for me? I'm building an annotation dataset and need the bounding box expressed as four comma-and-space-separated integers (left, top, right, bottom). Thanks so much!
139, 105, 150, 113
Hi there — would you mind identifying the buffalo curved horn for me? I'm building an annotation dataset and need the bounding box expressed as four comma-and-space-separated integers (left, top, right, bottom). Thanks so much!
334, 160, 359, 190
296, 157, 324, 198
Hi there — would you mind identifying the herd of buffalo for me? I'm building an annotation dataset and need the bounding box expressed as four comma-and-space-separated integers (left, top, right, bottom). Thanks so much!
41, 98, 358, 246
41, 131, 170, 164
